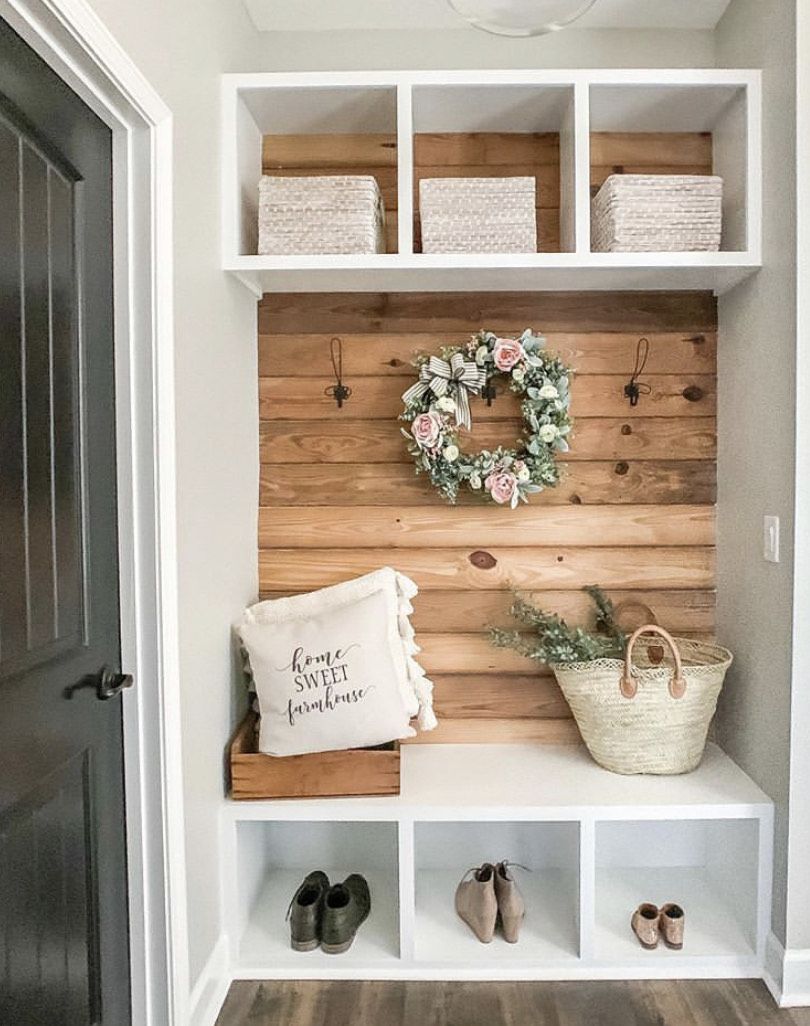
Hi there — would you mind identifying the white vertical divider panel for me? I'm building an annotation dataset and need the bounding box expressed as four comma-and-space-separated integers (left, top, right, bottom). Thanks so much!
397, 83, 415, 256
573, 80, 592, 256
220, 79, 240, 264
398, 818, 416, 961
756, 807, 775, 964
713, 89, 750, 253
219, 815, 241, 963
744, 74, 763, 265
558, 88, 577, 253
578, 817, 596, 961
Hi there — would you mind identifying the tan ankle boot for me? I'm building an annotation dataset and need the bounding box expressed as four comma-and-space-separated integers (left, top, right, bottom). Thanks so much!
660, 903, 684, 950
631, 903, 660, 950
494, 862, 526, 943
455, 864, 497, 943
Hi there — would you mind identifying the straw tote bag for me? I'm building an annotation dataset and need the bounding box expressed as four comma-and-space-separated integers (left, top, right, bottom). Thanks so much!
551, 625, 733, 775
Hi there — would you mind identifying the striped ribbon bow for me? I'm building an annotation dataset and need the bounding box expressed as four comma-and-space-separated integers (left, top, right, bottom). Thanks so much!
401, 353, 487, 430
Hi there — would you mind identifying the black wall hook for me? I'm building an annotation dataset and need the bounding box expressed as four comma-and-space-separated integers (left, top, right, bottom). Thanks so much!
624, 337, 652, 407
325, 336, 352, 409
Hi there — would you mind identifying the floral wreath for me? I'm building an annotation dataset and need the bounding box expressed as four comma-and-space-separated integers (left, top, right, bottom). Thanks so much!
400, 329, 573, 508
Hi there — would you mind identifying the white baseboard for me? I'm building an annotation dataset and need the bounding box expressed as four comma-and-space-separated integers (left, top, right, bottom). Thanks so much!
764, 931, 810, 1007
188, 934, 231, 1026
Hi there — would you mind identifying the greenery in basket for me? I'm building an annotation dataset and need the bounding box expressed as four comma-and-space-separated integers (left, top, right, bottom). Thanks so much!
489, 586, 627, 665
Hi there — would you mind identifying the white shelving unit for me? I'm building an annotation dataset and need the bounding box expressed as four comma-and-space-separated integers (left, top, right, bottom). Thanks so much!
221, 743, 773, 981
221, 69, 761, 296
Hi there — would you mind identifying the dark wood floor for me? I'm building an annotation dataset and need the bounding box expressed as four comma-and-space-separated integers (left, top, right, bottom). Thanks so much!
216, 980, 810, 1026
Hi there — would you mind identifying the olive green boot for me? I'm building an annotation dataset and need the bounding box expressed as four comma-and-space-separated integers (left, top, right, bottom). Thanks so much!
286, 870, 330, 952
321, 874, 371, 954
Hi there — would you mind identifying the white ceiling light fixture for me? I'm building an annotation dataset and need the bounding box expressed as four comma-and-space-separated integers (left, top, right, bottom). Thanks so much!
447, 0, 599, 36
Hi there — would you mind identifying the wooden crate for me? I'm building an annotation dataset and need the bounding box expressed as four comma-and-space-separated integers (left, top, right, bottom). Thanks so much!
228, 711, 401, 799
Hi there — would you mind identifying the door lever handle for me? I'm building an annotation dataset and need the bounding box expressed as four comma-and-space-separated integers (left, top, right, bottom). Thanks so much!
64, 666, 134, 701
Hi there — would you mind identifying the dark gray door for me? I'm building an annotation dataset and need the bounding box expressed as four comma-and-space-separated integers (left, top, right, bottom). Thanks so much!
0, 17, 131, 1026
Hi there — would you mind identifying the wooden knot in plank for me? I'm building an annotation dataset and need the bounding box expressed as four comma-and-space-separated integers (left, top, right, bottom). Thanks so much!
614, 461, 630, 476
469, 550, 497, 570
682, 385, 704, 402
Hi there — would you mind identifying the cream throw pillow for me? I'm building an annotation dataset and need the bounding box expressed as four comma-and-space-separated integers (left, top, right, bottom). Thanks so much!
238, 568, 436, 757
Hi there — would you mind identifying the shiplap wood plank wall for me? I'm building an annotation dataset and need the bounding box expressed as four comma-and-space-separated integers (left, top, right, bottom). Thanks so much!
257, 289, 717, 746
262, 131, 713, 254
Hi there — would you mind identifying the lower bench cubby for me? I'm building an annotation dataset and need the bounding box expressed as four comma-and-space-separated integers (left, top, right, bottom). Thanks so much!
594, 818, 762, 967
221, 742, 773, 980
231, 820, 400, 972
413, 821, 580, 964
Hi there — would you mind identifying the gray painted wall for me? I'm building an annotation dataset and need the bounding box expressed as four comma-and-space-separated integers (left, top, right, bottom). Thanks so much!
254, 26, 715, 71
715, 0, 797, 947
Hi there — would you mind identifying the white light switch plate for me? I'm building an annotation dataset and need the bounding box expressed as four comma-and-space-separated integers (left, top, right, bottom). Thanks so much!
764, 515, 780, 563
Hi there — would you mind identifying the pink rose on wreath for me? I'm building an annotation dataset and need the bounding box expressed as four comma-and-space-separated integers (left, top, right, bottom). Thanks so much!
485, 470, 518, 505
492, 337, 524, 372
411, 410, 443, 448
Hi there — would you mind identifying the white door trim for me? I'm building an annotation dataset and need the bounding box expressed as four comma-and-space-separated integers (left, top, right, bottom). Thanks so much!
0, 1, 186, 1024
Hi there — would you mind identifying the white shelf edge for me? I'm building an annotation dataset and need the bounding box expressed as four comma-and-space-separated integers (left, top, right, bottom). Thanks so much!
225, 803, 773, 824
222, 69, 761, 89
225, 258, 760, 297
230, 959, 763, 982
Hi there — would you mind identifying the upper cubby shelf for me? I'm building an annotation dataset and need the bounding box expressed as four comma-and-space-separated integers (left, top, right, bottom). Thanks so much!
222, 70, 761, 297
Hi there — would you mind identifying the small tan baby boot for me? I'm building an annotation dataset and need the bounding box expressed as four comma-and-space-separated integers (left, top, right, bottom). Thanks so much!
659, 903, 685, 950
494, 861, 526, 943
455, 864, 498, 943
631, 903, 660, 950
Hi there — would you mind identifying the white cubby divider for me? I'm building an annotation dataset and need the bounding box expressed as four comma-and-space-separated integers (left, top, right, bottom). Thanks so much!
222, 68, 762, 296
222, 743, 773, 982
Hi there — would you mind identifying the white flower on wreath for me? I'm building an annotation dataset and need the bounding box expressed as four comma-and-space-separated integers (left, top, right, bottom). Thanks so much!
443, 444, 460, 463
516, 463, 531, 483
539, 383, 559, 400
475, 345, 489, 366
539, 423, 560, 443
436, 395, 456, 414
469, 472, 482, 489
512, 366, 526, 383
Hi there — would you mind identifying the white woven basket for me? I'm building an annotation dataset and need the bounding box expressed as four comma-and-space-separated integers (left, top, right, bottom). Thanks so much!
591, 174, 723, 253
258, 174, 385, 256
551, 625, 732, 776
419, 176, 537, 253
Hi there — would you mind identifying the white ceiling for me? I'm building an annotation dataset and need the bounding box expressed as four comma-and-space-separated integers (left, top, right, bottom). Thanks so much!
244, 0, 733, 34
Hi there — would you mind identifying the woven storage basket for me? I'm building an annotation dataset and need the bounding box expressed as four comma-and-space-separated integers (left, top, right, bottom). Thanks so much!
419, 176, 537, 253
258, 174, 385, 256
591, 174, 723, 253
551, 625, 732, 776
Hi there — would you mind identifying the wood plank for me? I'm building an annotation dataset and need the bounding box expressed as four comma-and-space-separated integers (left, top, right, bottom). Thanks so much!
419, 633, 539, 674
259, 504, 714, 549
259, 461, 716, 506
402, 717, 582, 744
258, 292, 718, 336
431, 674, 571, 719
262, 133, 398, 169
590, 132, 713, 167
259, 588, 717, 635
257, 331, 716, 378
260, 417, 716, 464
259, 546, 715, 592
414, 132, 559, 167
258, 374, 716, 420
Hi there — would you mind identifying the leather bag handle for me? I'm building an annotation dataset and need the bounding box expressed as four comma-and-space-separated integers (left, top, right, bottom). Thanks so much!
620, 624, 686, 701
